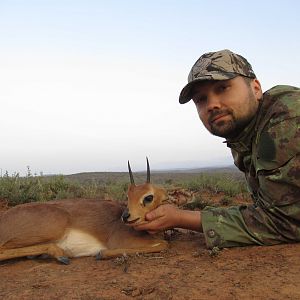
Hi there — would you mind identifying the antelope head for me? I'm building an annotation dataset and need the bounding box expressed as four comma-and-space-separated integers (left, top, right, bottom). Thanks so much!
122, 158, 168, 226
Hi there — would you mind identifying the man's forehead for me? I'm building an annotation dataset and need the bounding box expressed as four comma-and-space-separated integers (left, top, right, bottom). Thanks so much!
192, 79, 228, 94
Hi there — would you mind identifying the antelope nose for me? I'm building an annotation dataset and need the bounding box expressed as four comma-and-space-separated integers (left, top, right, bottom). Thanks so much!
121, 209, 130, 223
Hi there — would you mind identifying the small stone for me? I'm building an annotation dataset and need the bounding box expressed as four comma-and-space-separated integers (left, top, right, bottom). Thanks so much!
207, 229, 216, 238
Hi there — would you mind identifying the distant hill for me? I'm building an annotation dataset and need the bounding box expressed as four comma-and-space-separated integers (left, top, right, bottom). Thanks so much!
151, 165, 238, 173
64, 165, 244, 185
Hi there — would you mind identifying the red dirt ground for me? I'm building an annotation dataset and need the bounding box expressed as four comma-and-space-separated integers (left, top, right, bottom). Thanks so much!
1, 198, 300, 300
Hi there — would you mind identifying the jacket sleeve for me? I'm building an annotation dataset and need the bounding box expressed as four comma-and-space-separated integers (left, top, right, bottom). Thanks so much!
201, 115, 300, 249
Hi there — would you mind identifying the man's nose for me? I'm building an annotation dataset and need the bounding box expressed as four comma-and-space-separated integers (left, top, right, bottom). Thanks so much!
206, 95, 221, 112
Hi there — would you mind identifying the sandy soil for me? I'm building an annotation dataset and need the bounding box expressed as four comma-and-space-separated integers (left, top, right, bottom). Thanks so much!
1, 197, 300, 300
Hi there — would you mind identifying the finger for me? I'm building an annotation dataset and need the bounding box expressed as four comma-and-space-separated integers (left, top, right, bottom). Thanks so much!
133, 224, 147, 231
145, 208, 164, 221
133, 223, 154, 231
133, 218, 162, 231
145, 211, 156, 221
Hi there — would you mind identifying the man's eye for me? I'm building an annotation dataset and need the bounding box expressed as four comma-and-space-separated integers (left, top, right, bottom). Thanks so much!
219, 85, 229, 92
193, 96, 206, 104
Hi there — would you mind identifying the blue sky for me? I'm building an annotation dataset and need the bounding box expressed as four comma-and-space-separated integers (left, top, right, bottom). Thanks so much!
0, 0, 299, 175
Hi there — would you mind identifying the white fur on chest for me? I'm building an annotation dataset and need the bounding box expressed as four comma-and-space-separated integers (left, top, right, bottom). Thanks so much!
56, 229, 106, 257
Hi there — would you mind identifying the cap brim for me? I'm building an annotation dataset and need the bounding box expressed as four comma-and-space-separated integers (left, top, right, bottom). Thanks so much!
178, 73, 237, 104
179, 80, 202, 104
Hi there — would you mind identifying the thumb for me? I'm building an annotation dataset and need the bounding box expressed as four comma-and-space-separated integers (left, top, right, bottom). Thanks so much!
145, 208, 161, 221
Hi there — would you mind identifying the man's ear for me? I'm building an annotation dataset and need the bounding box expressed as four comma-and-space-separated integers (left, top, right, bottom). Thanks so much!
252, 79, 263, 101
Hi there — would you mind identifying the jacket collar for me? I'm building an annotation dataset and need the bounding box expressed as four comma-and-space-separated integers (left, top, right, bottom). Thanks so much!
225, 103, 262, 153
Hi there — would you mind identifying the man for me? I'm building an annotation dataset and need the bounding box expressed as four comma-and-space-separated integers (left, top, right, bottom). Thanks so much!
134, 49, 300, 249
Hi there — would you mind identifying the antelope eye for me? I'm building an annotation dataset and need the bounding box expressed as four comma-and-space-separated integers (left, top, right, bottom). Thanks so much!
143, 195, 154, 206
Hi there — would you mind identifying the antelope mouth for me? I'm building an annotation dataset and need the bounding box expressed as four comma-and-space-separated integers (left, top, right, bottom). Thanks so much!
125, 217, 140, 224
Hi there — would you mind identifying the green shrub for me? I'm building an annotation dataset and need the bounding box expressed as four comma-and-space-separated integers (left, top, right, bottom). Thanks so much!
183, 194, 214, 210
0, 169, 249, 207
219, 195, 233, 206
104, 181, 128, 201
181, 173, 247, 197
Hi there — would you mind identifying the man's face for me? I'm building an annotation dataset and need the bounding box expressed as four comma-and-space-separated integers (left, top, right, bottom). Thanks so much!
191, 76, 262, 139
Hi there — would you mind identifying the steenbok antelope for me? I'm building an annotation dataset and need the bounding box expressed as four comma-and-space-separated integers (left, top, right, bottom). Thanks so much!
122, 158, 169, 225
0, 159, 168, 264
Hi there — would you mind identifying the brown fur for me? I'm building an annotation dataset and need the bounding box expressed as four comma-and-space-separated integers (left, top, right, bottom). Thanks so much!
125, 183, 168, 225
0, 198, 167, 263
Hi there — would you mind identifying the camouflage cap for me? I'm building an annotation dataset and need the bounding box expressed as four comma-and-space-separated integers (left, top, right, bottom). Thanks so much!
179, 49, 256, 104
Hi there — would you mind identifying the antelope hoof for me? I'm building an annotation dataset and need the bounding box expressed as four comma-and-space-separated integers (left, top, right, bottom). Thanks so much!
57, 256, 70, 265
95, 251, 102, 260
27, 255, 38, 260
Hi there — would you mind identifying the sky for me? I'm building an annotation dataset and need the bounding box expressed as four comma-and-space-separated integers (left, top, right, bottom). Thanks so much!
0, 0, 299, 175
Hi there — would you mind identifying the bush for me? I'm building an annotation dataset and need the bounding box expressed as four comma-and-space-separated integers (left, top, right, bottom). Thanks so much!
0, 169, 249, 207
0, 170, 98, 206
181, 173, 247, 197
219, 195, 233, 206
183, 194, 214, 210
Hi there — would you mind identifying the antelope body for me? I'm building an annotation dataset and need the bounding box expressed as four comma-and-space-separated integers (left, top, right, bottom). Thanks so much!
0, 159, 168, 264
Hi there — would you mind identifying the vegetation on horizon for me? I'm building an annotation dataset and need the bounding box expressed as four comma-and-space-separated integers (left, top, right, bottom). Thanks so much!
0, 167, 128, 206
0, 168, 249, 207
180, 173, 248, 197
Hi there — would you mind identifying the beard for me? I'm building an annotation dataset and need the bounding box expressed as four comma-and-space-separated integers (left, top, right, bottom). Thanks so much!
207, 91, 258, 139
208, 109, 252, 139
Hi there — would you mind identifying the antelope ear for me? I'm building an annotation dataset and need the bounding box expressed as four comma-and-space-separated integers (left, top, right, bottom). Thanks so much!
146, 157, 150, 183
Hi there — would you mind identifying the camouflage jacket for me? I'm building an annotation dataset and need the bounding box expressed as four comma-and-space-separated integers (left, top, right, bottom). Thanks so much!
201, 85, 300, 249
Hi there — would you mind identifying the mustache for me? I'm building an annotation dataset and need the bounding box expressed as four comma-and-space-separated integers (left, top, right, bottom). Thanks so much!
208, 109, 232, 123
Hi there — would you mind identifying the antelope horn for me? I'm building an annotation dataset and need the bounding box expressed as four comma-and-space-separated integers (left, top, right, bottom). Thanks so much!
128, 161, 135, 185
146, 157, 150, 183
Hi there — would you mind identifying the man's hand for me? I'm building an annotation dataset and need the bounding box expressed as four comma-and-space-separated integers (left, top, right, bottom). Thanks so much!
133, 204, 180, 234
133, 204, 202, 234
